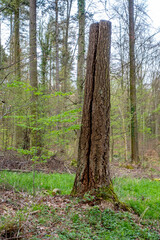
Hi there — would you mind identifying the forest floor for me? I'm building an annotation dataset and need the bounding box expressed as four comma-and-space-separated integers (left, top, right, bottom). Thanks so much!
0, 150, 160, 239
0, 188, 159, 239
0, 150, 159, 179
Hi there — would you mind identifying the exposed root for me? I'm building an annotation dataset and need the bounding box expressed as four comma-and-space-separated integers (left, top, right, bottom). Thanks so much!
71, 184, 131, 212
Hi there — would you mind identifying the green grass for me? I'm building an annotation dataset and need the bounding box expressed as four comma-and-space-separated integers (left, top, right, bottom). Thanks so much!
0, 171, 75, 194
113, 177, 160, 220
0, 171, 160, 220
0, 171, 160, 239
55, 207, 159, 240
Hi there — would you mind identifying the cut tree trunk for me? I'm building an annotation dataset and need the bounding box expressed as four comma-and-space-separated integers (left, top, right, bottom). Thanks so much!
71, 21, 127, 209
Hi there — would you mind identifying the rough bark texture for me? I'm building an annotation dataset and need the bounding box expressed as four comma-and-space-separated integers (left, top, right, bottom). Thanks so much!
72, 21, 112, 196
129, 0, 140, 164
77, 0, 85, 105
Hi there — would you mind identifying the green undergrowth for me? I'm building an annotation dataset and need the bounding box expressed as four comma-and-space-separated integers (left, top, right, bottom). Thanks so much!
113, 177, 160, 220
0, 203, 159, 239
56, 207, 159, 240
0, 171, 75, 194
0, 171, 160, 219
0, 171, 160, 239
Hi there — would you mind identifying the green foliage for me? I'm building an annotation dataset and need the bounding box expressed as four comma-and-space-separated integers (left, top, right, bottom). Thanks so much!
55, 207, 159, 240
2, 77, 81, 158
83, 192, 95, 201
1, 172, 160, 221
0, 171, 75, 194
29, 204, 58, 226
0, 173, 159, 239
17, 147, 53, 163
114, 177, 160, 220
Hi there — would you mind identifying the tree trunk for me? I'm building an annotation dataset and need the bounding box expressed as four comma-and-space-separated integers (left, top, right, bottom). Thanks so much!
14, 0, 21, 80
119, 106, 128, 162
0, 13, 2, 67
14, 0, 22, 148
10, 14, 13, 65
29, 0, 40, 149
55, 0, 60, 91
40, 31, 49, 91
30, 0, 37, 90
49, 46, 52, 91
129, 0, 139, 164
62, 0, 73, 92
72, 21, 114, 198
77, 0, 85, 105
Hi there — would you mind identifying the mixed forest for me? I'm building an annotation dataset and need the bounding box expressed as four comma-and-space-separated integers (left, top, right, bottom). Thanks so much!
0, 0, 159, 164
0, 0, 160, 239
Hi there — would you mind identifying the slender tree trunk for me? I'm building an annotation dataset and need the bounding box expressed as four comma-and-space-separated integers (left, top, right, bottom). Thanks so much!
30, 0, 37, 90
10, 14, 13, 65
29, 0, 40, 149
62, 0, 73, 92
41, 46, 49, 91
0, 13, 2, 67
40, 29, 50, 90
14, 0, 21, 80
110, 126, 114, 162
129, 0, 139, 164
77, 0, 85, 105
119, 106, 128, 162
14, 0, 22, 148
72, 21, 112, 196
153, 79, 160, 142
41, 50, 46, 87
49, 47, 52, 91
55, 0, 60, 91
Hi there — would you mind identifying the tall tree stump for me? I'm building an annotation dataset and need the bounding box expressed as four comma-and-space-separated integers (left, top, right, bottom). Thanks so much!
72, 20, 114, 197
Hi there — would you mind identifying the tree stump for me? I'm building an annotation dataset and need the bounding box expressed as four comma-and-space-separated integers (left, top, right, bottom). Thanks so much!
71, 21, 129, 210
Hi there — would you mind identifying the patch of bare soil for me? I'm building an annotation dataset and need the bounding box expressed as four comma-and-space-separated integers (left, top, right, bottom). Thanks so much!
110, 162, 160, 179
0, 150, 76, 174
0, 150, 160, 179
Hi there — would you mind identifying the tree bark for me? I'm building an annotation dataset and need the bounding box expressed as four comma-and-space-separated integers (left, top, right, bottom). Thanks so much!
39, 28, 49, 90
129, 0, 140, 164
72, 21, 112, 196
29, 0, 40, 149
77, 0, 85, 105
10, 14, 13, 65
0, 13, 2, 67
14, 0, 22, 148
14, 0, 21, 80
62, 0, 73, 93
30, 0, 37, 90
55, 0, 60, 91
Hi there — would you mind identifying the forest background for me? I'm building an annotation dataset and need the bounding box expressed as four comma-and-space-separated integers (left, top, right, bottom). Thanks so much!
0, 0, 160, 166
